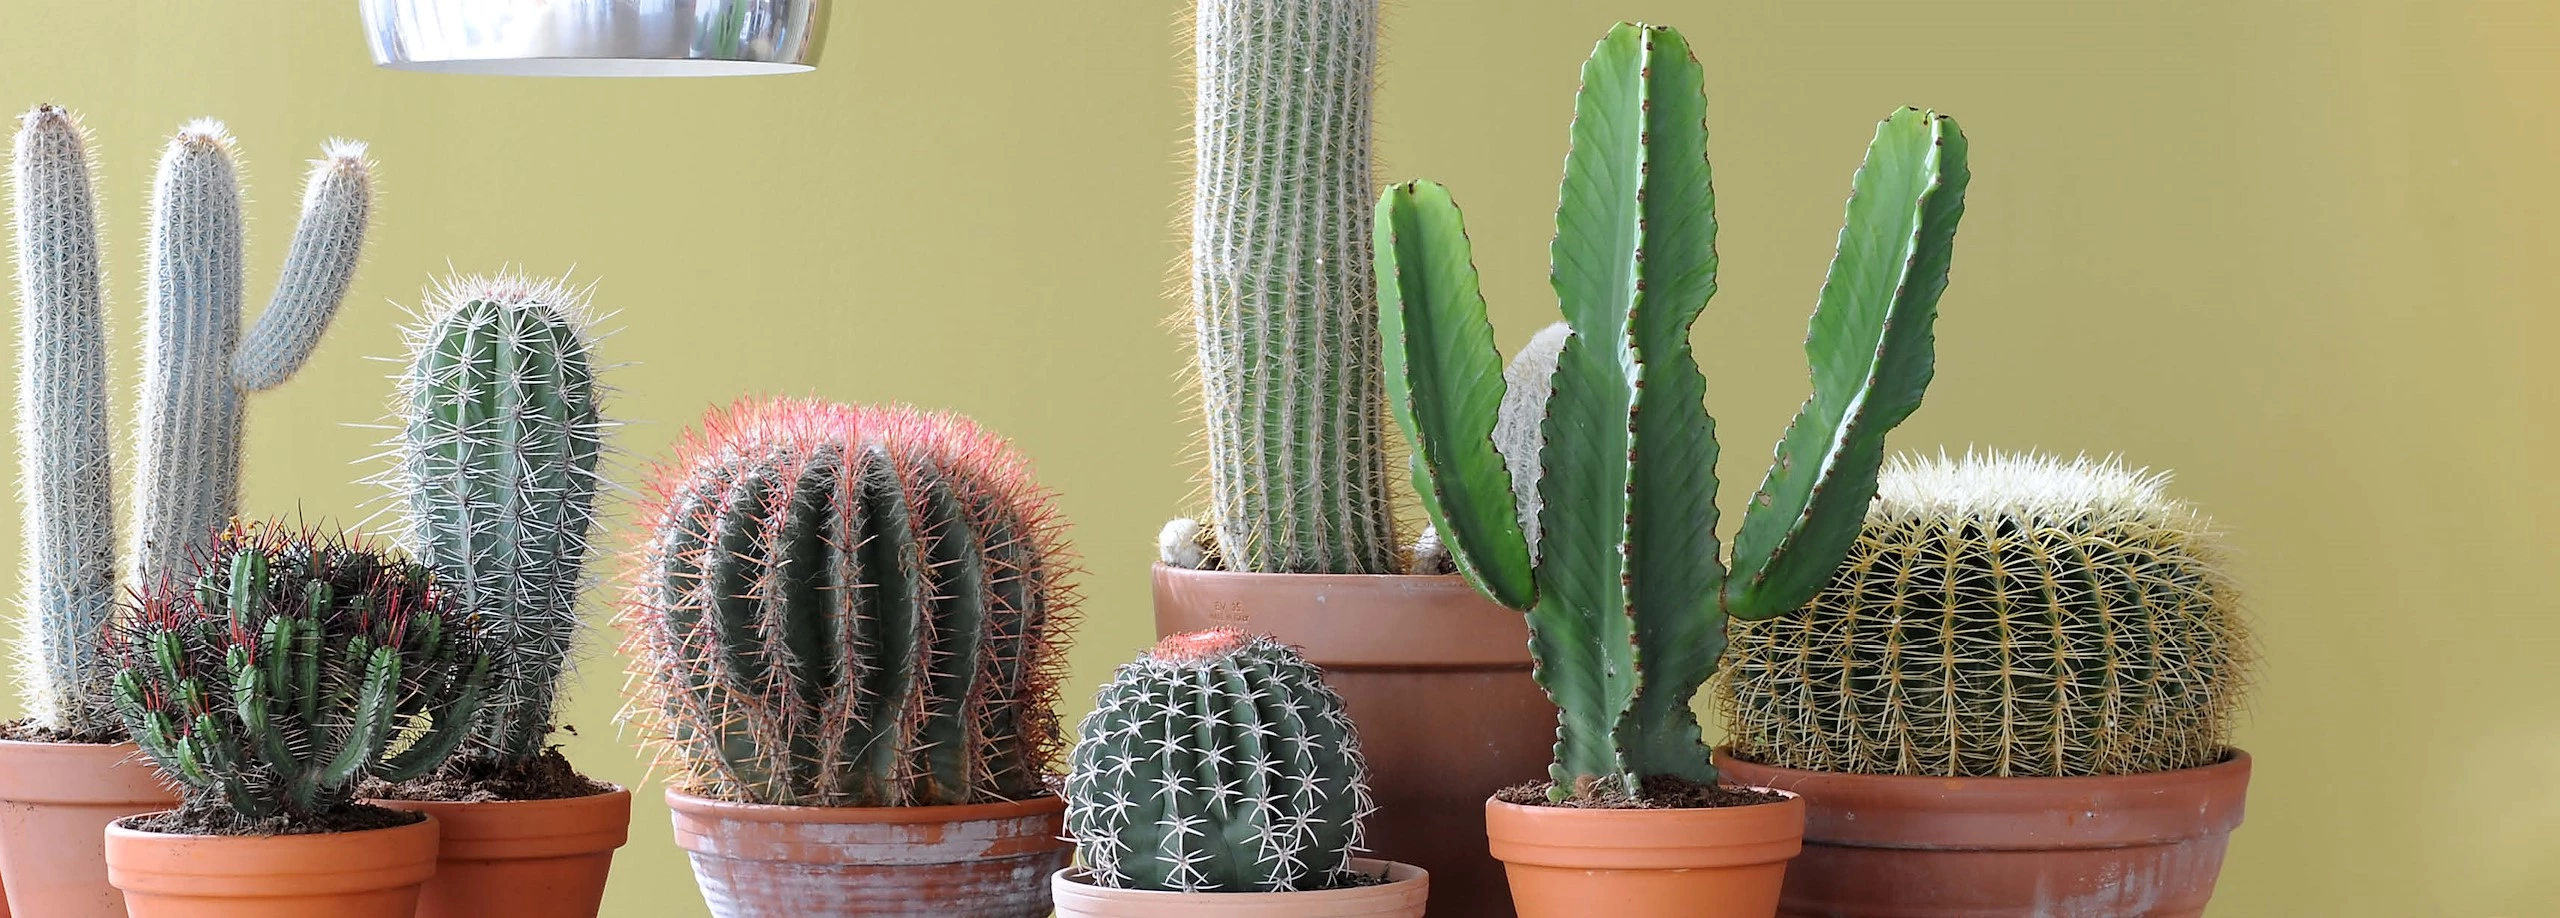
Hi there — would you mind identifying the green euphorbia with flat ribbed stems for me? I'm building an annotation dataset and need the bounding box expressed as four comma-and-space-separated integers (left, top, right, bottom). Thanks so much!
1378, 21, 1971, 800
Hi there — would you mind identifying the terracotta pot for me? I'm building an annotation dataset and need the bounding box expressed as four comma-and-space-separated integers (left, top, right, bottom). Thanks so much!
1485, 791, 1805, 918
103, 811, 440, 918
1153, 564, 1548, 917
1714, 749, 2252, 918
0, 739, 179, 918
1050, 858, 1430, 917
666, 788, 1069, 917
371, 784, 631, 918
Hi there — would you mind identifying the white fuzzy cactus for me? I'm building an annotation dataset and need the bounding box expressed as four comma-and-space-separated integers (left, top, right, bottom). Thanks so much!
129, 120, 373, 583
11, 106, 120, 736
10, 107, 372, 736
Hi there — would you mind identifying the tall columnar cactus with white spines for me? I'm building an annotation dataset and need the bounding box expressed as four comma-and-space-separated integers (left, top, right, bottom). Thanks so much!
131, 120, 373, 584
1379, 22, 1970, 797
1186, 0, 1398, 574
1065, 630, 1371, 892
1721, 453, 2252, 777
12, 105, 121, 737
389, 274, 604, 766
624, 398, 1078, 807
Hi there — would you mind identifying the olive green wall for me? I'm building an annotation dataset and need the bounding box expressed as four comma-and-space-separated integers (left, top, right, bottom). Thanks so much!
0, 1, 2547, 914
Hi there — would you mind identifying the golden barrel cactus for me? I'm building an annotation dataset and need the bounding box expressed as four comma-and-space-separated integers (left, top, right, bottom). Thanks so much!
1718, 452, 2251, 777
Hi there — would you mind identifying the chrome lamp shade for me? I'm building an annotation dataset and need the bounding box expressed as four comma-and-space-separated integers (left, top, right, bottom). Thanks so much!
361, 0, 827, 76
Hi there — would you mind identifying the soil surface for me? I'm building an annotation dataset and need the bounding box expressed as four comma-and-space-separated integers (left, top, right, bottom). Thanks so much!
363, 747, 611, 802
1495, 773, 1791, 809
123, 801, 425, 837
0, 718, 126, 745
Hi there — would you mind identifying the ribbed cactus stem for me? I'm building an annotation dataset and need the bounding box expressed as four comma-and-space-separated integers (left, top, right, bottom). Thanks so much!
11, 105, 120, 736
1065, 630, 1371, 892
626, 398, 1077, 807
393, 274, 603, 765
130, 121, 372, 584
1191, 0, 1396, 574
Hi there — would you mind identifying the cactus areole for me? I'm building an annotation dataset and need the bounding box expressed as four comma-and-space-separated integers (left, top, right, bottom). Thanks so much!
1378, 22, 1971, 801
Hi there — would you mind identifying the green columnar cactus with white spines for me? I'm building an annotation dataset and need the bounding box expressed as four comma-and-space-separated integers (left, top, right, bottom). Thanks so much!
131, 120, 373, 584
112, 522, 488, 823
1188, 0, 1398, 574
1721, 453, 2252, 777
12, 106, 121, 737
1065, 630, 1371, 892
624, 398, 1078, 807
1378, 22, 1970, 797
389, 275, 604, 766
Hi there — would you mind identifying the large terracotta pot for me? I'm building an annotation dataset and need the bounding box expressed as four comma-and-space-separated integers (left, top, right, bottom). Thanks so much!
0, 739, 178, 918
1485, 791, 1805, 918
1050, 858, 1430, 917
1714, 749, 2252, 918
1152, 564, 1548, 917
103, 811, 440, 918
666, 788, 1069, 917
372, 785, 631, 918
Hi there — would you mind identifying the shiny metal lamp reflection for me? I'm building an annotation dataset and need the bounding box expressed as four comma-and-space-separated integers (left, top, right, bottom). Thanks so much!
361, 0, 827, 76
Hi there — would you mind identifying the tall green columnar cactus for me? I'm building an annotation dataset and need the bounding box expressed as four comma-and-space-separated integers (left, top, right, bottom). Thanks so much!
624, 398, 1078, 807
12, 106, 121, 738
1378, 22, 1970, 797
1065, 630, 1371, 892
131, 120, 373, 583
391, 275, 604, 765
112, 522, 488, 824
1189, 0, 1397, 574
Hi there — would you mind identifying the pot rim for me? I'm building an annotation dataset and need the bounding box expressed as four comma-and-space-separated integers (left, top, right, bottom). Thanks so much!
0, 737, 176, 805
663, 786, 1065, 824
105, 810, 441, 896
370, 781, 631, 810
1152, 563, 1529, 668
1712, 746, 2252, 789
106, 808, 434, 840
1050, 857, 1427, 903
1711, 747, 2252, 850
1484, 787, 1807, 870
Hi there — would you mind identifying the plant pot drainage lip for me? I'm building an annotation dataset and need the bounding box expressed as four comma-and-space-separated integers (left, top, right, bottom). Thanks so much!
1712, 747, 2252, 849
1050, 858, 1428, 905
1152, 563, 1528, 668
663, 787, 1066, 824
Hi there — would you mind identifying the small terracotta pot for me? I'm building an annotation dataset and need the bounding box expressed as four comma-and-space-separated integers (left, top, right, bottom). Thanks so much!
1714, 748, 2252, 918
0, 739, 179, 918
1154, 564, 1550, 917
1485, 791, 1805, 918
666, 788, 1069, 917
1050, 858, 1430, 917
371, 785, 631, 918
103, 811, 440, 918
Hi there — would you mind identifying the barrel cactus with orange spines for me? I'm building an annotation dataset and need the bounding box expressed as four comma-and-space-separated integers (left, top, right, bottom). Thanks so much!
621, 397, 1078, 807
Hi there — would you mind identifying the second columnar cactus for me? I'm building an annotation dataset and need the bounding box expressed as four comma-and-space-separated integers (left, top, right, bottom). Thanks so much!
10, 107, 371, 740
1378, 22, 1970, 798
387, 274, 606, 767
623, 398, 1078, 807
1065, 630, 1371, 892
1183, 0, 1398, 574
112, 522, 488, 824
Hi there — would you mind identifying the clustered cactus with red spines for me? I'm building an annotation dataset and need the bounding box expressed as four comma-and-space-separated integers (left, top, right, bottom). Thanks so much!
622, 397, 1079, 807
112, 521, 488, 823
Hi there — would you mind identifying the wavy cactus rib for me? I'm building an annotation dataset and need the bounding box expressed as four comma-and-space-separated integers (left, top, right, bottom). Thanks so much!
1721, 453, 2252, 777
111, 522, 487, 823
1190, 0, 1398, 574
390, 274, 604, 766
624, 398, 1078, 807
131, 121, 373, 584
11, 106, 121, 737
1065, 630, 1371, 893
1379, 22, 1969, 796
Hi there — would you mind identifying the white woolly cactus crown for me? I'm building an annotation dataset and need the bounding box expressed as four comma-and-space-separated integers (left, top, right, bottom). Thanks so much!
1721, 450, 2253, 778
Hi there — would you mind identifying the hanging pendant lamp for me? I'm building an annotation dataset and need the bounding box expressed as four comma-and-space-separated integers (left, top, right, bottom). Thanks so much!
361, 0, 827, 77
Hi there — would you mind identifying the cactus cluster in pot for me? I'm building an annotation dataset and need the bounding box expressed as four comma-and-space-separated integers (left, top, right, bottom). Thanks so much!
11, 105, 372, 742
1719, 452, 2253, 778
1378, 21, 1970, 800
374, 273, 611, 784
111, 522, 488, 830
